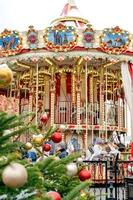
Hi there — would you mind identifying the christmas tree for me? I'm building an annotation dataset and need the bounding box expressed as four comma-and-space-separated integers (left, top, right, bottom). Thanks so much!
0, 111, 94, 200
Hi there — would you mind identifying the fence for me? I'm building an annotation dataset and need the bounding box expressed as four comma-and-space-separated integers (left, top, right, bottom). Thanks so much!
83, 159, 133, 200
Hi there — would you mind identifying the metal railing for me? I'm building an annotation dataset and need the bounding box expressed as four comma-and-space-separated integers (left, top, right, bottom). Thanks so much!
82, 159, 133, 200
54, 101, 126, 128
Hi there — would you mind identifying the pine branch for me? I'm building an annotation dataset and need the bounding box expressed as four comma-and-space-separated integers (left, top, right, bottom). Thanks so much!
36, 156, 55, 171
62, 181, 91, 200
0, 115, 18, 131
4, 121, 24, 130
0, 152, 20, 168
43, 127, 56, 140
46, 153, 80, 172
0, 125, 35, 145
18, 112, 35, 120
0, 142, 22, 156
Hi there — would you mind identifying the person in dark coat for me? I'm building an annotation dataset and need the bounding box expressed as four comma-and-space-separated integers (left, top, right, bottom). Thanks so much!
57, 143, 68, 159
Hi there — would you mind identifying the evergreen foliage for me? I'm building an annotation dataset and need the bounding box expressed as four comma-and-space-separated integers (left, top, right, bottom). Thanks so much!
0, 112, 94, 200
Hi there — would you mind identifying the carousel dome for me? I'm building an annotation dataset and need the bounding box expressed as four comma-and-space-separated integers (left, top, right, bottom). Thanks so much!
51, 0, 89, 29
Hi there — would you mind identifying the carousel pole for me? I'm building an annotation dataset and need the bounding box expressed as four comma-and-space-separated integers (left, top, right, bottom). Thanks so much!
72, 73, 76, 104
45, 58, 56, 127
94, 77, 98, 102
85, 61, 88, 150
105, 67, 108, 141
42, 79, 45, 113
35, 62, 39, 126
16, 73, 20, 116
89, 67, 94, 143
99, 67, 104, 138
117, 73, 122, 129
50, 66, 55, 126
112, 76, 114, 102
29, 67, 33, 124
92, 69, 94, 143
76, 64, 81, 126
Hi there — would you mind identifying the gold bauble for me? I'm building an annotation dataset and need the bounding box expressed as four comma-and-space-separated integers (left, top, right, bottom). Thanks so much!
80, 192, 87, 198
25, 142, 32, 150
0, 64, 13, 88
2, 163, 28, 188
33, 134, 44, 147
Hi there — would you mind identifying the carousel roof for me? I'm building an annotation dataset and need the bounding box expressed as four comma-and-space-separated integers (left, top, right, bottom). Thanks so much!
51, 0, 89, 28
0, 0, 133, 65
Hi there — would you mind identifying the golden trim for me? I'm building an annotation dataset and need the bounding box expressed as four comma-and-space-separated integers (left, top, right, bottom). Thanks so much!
17, 62, 31, 69
51, 17, 88, 24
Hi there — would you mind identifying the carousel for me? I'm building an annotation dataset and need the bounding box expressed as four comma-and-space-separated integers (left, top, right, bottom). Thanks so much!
0, 0, 133, 152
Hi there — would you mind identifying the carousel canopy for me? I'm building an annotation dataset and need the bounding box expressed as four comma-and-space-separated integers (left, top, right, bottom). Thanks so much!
0, 0, 133, 65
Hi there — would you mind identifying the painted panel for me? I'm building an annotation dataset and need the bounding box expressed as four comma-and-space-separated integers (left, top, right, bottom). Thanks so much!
100, 26, 131, 54
44, 23, 77, 52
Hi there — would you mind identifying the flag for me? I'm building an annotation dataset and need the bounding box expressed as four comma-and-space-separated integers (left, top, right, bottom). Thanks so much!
60, 0, 78, 16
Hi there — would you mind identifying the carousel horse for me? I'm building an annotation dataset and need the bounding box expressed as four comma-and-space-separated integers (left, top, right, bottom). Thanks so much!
88, 141, 120, 161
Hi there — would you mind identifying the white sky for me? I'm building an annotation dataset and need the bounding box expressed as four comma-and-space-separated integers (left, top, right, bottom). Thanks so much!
0, 0, 133, 33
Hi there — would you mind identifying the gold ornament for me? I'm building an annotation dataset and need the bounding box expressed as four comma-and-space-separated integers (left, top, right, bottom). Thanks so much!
0, 64, 13, 88
33, 134, 44, 147
2, 163, 28, 188
25, 142, 32, 150
80, 192, 87, 198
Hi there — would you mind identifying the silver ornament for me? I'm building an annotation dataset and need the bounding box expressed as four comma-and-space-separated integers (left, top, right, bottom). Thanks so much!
77, 157, 83, 164
66, 163, 78, 176
59, 124, 66, 131
2, 163, 28, 188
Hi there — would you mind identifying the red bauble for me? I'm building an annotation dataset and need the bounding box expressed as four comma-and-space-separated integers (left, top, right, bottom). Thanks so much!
79, 169, 91, 181
42, 143, 51, 152
47, 191, 61, 200
51, 132, 62, 143
40, 113, 48, 123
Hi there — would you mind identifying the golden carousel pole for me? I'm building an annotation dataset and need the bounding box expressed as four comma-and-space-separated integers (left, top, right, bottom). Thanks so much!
72, 73, 76, 104
94, 77, 98, 103
91, 68, 94, 143
85, 61, 88, 151
76, 64, 81, 126
99, 67, 104, 138
105, 67, 108, 141
89, 67, 94, 143
29, 67, 33, 123
117, 74, 122, 131
35, 62, 39, 126
45, 58, 56, 127
50, 65, 55, 126
16, 73, 20, 116
112, 76, 114, 102
118, 74, 122, 129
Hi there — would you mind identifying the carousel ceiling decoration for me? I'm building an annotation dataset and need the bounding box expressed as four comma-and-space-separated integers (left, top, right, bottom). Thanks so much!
100, 26, 131, 54
27, 25, 38, 49
83, 24, 95, 48
44, 23, 78, 52
0, 29, 22, 56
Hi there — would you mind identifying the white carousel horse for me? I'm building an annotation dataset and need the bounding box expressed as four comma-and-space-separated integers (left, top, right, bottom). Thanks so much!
88, 142, 120, 161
